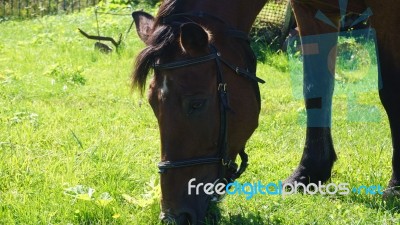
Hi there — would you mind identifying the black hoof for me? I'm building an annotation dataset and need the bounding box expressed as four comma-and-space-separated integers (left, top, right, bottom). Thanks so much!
283, 164, 333, 186
284, 127, 337, 186
383, 180, 400, 200
382, 186, 400, 200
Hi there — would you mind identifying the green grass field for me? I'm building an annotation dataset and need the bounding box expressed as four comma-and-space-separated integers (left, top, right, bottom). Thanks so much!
0, 6, 399, 224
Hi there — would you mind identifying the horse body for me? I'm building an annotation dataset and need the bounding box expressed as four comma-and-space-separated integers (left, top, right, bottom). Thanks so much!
132, 0, 400, 224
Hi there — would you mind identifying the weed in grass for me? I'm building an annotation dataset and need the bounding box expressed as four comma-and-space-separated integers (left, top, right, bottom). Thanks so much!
44, 64, 87, 86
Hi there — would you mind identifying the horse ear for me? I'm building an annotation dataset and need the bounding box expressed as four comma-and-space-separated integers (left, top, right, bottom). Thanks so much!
180, 23, 210, 55
132, 11, 155, 44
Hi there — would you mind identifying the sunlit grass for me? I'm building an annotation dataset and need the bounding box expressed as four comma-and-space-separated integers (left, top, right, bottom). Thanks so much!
0, 7, 397, 224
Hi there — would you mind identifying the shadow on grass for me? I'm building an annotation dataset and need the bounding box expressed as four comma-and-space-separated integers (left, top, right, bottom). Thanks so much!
333, 191, 400, 216
356, 195, 400, 212
207, 202, 285, 225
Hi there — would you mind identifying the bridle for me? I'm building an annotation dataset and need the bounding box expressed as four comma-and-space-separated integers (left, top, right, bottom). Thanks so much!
153, 12, 265, 192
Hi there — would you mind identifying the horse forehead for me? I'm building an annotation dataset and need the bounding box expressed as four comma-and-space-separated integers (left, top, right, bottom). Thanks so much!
160, 67, 215, 90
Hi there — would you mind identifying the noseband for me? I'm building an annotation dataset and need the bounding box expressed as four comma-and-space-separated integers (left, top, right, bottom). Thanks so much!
154, 13, 265, 186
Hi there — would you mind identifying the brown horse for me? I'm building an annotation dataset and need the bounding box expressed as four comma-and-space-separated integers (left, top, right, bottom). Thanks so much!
132, 0, 400, 224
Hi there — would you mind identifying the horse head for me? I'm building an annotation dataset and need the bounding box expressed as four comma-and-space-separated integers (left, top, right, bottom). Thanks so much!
132, 1, 266, 223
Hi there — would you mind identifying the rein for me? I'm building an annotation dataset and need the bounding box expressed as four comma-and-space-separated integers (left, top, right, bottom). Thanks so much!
154, 12, 265, 190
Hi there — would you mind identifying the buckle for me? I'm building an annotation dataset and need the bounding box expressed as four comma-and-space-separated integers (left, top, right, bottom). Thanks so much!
221, 158, 230, 166
218, 83, 227, 92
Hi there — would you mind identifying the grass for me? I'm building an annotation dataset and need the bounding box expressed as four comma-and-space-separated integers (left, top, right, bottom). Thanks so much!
0, 6, 398, 224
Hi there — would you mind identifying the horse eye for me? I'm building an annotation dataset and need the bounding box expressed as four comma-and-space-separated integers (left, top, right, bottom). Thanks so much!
187, 99, 206, 115
191, 100, 204, 109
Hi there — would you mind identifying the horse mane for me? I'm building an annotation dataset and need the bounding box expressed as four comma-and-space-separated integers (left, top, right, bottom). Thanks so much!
132, 0, 184, 94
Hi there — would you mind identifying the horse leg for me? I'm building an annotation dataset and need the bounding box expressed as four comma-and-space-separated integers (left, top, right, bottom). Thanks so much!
376, 29, 400, 196
364, 1, 400, 195
381, 73, 400, 197
375, 33, 400, 197
285, 1, 341, 185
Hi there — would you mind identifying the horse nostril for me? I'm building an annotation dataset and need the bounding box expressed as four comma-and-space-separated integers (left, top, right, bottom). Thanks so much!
160, 212, 192, 225
160, 213, 176, 225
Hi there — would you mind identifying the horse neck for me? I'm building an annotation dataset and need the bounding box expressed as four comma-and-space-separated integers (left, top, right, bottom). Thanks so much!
183, 0, 268, 33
